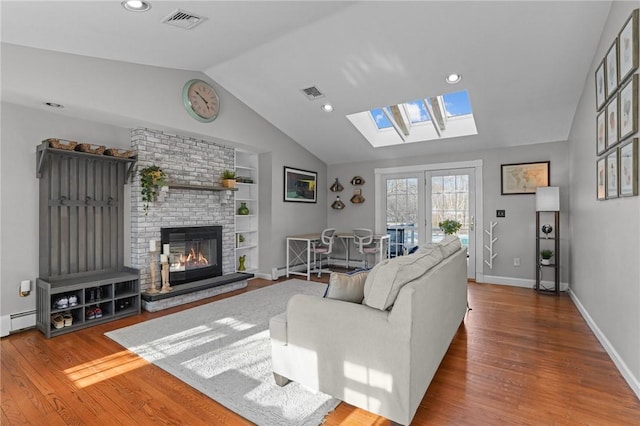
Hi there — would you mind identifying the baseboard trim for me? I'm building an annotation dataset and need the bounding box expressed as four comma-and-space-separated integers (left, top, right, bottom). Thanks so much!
481, 275, 569, 292
568, 289, 640, 399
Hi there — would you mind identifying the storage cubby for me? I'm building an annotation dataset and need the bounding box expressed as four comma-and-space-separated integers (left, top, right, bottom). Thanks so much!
37, 268, 140, 338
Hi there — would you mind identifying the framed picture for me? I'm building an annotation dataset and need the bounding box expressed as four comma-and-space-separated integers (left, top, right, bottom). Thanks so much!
606, 96, 619, 148
283, 166, 317, 203
501, 161, 550, 195
595, 59, 606, 110
619, 137, 638, 197
606, 149, 619, 199
605, 39, 618, 99
597, 109, 607, 154
619, 74, 638, 140
618, 9, 639, 83
597, 157, 606, 200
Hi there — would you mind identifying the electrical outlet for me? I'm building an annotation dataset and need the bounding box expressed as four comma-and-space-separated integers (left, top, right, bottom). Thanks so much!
513, 257, 520, 266
497, 210, 506, 217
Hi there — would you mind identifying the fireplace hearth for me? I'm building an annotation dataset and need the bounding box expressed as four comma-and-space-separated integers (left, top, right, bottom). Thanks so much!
161, 226, 222, 286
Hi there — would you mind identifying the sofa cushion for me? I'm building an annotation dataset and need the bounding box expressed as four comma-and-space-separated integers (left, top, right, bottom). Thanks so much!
438, 235, 462, 257
324, 271, 369, 303
363, 246, 443, 310
419, 235, 462, 258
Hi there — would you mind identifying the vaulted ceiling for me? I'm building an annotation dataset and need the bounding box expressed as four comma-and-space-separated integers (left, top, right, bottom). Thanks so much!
1, 1, 611, 164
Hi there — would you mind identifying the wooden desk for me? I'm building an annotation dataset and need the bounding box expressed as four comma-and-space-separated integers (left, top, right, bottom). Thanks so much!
286, 232, 390, 280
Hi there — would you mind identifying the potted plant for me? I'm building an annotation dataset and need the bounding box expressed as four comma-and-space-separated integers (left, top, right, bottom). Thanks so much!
140, 165, 167, 215
540, 249, 554, 265
221, 170, 236, 188
439, 219, 462, 235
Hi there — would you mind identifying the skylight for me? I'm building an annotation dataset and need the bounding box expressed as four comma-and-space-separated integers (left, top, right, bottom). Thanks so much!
347, 89, 477, 148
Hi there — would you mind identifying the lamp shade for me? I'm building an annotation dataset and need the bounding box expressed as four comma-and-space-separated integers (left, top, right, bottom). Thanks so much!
536, 186, 560, 211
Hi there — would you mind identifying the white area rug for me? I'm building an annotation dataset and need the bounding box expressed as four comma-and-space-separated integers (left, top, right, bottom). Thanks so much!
106, 280, 339, 426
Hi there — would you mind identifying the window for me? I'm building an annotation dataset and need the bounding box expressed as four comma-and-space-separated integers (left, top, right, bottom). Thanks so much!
347, 90, 477, 148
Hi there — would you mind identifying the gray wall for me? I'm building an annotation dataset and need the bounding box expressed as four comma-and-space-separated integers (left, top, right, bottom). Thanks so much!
328, 141, 570, 283
568, 2, 639, 395
1, 45, 326, 327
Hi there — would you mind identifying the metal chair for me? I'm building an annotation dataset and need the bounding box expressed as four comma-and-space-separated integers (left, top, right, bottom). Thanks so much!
353, 228, 380, 269
310, 228, 336, 277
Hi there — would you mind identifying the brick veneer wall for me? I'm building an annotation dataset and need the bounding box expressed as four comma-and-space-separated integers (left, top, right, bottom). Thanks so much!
130, 128, 235, 291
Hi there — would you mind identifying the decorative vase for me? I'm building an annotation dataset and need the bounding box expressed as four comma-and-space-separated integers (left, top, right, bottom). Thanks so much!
222, 178, 236, 188
238, 255, 246, 271
237, 202, 250, 215
541, 258, 551, 265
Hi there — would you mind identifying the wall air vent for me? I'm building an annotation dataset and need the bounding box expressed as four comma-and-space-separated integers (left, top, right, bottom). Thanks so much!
161, 9, 207, 30
300, 86, 325, 100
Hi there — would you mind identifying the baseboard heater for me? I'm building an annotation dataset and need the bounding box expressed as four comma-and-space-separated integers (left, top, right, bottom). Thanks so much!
9, 310, 36, 334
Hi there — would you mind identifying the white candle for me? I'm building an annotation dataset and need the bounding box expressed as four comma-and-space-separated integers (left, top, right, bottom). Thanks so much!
163, 244, 170, 255
160, 254, 168, 263
149, 240, 156, 252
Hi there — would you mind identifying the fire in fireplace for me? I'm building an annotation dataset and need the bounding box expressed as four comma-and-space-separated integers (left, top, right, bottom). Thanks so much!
161, 226, 223, 286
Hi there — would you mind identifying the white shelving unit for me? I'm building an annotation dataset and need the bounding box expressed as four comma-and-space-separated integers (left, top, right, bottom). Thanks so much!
235, 150, 259, 273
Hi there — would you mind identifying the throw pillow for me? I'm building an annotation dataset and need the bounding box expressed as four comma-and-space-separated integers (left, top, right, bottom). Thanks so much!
324, 271, 369, 303
363, 246, 443, 310
438, 235, 462, 258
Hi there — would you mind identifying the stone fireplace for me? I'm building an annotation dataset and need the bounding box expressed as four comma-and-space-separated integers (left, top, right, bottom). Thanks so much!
130, 128, 247, 311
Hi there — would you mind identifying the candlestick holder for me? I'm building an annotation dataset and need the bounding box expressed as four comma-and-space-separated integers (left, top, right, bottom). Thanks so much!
147, 250, 159, 294
160, 261, 172, 293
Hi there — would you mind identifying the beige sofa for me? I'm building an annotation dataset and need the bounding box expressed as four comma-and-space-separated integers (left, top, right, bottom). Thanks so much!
269, 236, 468, 425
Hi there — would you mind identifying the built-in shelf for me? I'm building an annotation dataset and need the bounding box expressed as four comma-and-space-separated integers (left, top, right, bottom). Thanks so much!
167, 183, 238, 192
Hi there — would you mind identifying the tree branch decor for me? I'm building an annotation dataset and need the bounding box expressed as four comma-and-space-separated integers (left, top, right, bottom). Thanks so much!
140, 165, 167, 215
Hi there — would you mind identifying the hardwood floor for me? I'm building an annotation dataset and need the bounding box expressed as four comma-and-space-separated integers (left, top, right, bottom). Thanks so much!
2, 277, 639, 425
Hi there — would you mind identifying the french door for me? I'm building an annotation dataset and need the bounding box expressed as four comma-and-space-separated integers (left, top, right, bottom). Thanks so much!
426, 168, 475, 279
377, 162, 480, 280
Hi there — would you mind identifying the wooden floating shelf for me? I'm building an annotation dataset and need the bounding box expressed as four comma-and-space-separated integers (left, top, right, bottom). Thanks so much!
167, 183, 238, 192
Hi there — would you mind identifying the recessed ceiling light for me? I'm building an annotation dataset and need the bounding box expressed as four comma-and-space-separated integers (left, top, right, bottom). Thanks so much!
445, 73, 462, 84
321, 104, 334, 112
44, 102, 64, 108
122, 1, 151, 12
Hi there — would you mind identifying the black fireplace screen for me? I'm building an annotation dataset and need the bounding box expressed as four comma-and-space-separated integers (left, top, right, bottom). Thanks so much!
161, 226, 222, 285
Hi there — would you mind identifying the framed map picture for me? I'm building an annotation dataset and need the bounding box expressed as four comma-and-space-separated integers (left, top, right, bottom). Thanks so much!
501, 161, 550, 195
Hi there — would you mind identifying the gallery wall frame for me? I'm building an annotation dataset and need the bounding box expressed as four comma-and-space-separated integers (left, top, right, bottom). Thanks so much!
595, 59, 607, 110
606, 95, 619, 148
606, 149, 619, 199
605, 39, 619, 99
619, 9, 639, 83
619, 137, 638, 197
283, 166, 318, 203
597, 109, 607, 154
500, 161, 550, 195
596, 157, 606, 201
618, 74, 638, 140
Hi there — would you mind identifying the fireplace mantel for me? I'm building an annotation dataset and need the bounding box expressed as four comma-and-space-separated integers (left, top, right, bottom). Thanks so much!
167, 183, 238, 192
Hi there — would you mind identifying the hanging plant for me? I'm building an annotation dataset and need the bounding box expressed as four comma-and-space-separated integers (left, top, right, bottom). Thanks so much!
140, 165, 167, 215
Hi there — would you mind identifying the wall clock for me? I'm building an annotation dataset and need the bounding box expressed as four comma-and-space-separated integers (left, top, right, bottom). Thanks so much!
182, 79, 220, 122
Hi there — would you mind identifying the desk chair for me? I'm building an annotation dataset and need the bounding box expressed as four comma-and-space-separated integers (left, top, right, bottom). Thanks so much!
353, 228, 380, 269
310, 228, 336, 277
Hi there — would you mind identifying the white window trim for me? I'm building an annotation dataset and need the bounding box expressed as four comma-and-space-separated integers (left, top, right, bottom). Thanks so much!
374, 159, 485, 282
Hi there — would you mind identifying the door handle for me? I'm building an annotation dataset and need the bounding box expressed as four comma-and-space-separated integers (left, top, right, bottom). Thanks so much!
470, 216, 475, 231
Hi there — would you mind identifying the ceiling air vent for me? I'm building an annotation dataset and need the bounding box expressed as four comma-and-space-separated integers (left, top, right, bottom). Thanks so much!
300, 86, 325, 100
161, 9, 207, 30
